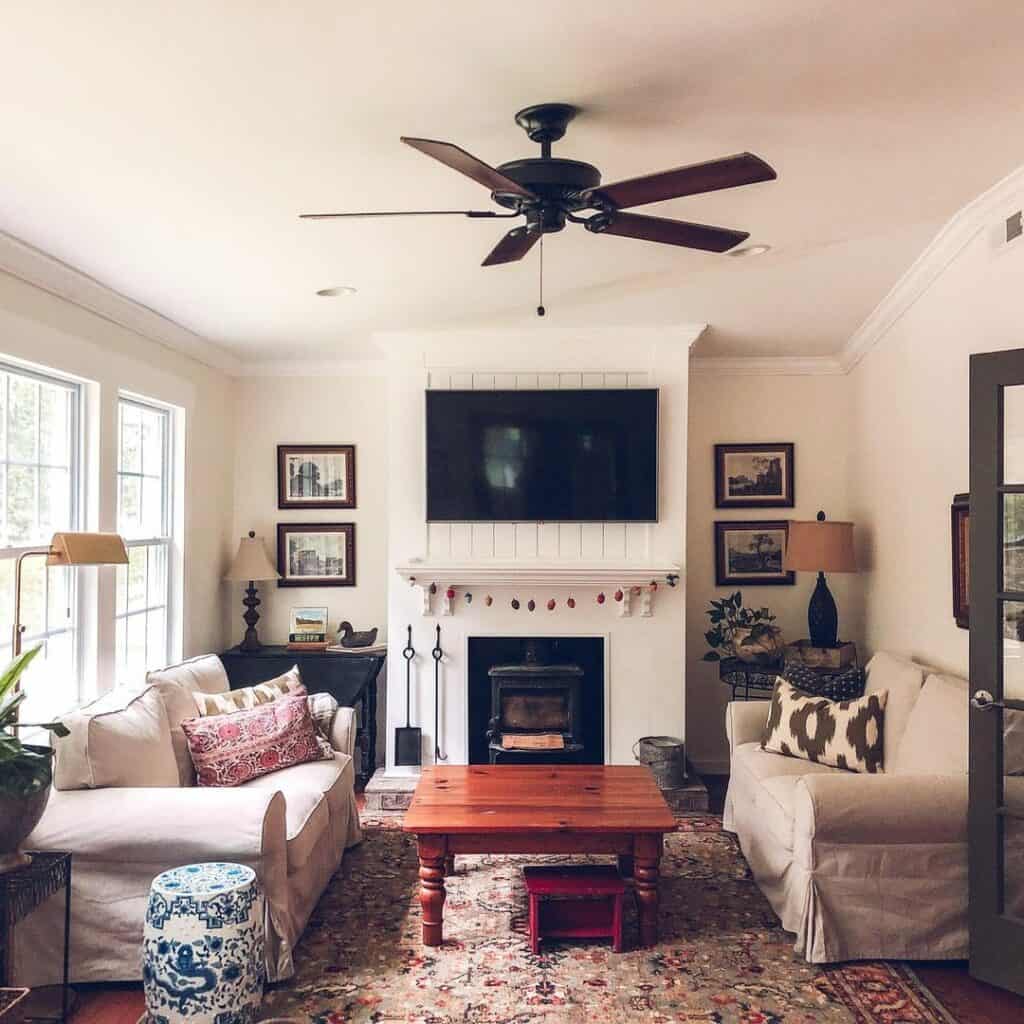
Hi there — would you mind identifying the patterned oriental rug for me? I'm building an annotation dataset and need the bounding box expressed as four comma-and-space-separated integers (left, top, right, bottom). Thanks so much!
261, 816, 958, 1024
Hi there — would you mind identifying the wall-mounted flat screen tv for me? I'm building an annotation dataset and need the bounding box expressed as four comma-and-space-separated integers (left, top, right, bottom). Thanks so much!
426, 389, 658, 522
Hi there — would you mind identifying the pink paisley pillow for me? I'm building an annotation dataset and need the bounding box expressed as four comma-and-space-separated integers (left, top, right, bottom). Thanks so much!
181, 695, 332, 787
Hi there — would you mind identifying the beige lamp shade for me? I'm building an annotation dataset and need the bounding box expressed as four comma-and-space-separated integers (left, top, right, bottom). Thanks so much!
46, 532, 129, 566
225, 533, 280, 582
784, 519, 857, 573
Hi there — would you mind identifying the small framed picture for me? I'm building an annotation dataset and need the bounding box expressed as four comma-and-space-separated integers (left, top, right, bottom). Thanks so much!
277, 523, 356, 587
715, 443, 794, 508
715, 520, 795, 586
289, 606, 328, 643
951, 493, 969, 629
278, 445, 356, 510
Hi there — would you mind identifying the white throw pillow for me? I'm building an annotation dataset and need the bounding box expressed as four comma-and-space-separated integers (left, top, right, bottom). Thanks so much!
864, 652, 926, 767
54, 686, 179, 790
891, 672, 969, 775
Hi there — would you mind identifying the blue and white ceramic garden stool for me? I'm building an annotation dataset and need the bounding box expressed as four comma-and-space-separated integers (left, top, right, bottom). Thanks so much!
142, 862, 265, 1024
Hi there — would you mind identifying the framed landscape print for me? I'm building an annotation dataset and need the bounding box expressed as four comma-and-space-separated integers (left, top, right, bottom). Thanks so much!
715, 520, 795, 586
952, 492, 969, 629
278, 444, 356, 510
277, 523, 356, 587
715, 442, 794, 508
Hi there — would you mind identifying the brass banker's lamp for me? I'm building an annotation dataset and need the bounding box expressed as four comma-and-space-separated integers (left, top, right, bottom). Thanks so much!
12, 532, 130, 656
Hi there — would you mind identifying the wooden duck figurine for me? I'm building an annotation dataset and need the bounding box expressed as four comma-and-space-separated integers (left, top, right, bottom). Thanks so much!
337, 621, 378, 648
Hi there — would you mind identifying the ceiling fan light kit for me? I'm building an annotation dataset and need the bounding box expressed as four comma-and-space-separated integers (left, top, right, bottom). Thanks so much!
302, 103, 777, 314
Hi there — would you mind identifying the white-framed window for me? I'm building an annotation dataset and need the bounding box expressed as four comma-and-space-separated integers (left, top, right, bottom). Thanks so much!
0, 361, 82, 722
114, 396, 174, 684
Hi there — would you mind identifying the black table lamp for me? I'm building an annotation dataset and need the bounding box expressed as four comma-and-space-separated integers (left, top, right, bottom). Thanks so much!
224, 531, 280, 652
783, 511, 857, 647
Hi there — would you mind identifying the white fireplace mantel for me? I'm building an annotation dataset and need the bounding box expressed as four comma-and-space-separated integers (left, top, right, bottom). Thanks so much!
395, 560, 681, 617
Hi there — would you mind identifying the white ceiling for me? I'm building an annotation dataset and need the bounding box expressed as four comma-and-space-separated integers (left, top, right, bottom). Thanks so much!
2, 1, 1023, 363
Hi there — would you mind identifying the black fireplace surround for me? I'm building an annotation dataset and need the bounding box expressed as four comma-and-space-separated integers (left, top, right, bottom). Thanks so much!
467, 636, 605, 765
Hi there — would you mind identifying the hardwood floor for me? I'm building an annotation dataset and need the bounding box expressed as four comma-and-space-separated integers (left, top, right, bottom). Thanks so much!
52, 779, 1024, 1022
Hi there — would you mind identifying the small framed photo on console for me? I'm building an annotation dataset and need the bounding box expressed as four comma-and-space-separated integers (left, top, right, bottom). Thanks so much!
278, 444, 356, 509
715, 443, 794, 508
277, 523, 356, 587
715, 520, 795, 586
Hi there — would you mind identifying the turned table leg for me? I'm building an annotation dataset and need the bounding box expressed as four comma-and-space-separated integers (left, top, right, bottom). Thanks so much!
634, 834, 662, 948
417, 838, 447, 947
444, 854, 455, 876
617, 854, 634, 878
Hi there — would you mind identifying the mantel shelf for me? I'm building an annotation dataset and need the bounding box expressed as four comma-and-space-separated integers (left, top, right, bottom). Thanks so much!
394, 561, 681, 618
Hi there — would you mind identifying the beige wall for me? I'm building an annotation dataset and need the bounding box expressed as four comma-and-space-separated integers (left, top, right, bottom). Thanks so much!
686, 372, 854, 772
0, 269, 236, 685
848, 180, 1024, 676
230, 373, 390, 647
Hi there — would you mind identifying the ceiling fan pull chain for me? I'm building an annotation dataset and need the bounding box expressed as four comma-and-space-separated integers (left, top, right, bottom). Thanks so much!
537, 234, 545, 317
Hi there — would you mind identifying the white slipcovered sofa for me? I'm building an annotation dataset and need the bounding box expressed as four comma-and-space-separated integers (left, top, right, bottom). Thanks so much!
723, 651, 970, 963
15, 654, 361, 986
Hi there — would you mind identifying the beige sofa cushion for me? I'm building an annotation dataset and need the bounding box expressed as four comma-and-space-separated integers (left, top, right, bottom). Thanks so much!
864, 652, 926, 767
54, 686, 178, 790
892, 672, 969, 775
147, 655, 231, 785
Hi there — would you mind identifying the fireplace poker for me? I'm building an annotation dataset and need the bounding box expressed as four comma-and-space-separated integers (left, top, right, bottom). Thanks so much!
433, 624, 448, 762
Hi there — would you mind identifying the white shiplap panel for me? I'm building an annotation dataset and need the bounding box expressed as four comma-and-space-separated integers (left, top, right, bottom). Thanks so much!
537, 372, 558, 388
494, 523, 516, 559
559, 372, 583, 389
627, 371, 649, 388
581, 523, 605, 559
493, 373, 516, 389
538, 522, 560, 559
451, 523, 473, 560
515, 523, 538, 558
473, 373, 495, 390
625, 523, 649, 560
604, 372, 627, 388
451, 372, 473, 390
516, 373, 539, 389
603, 522, 626, 560
581, 372, 604, 388
427, 522, 452, 558
471, 523, 494, 558
427, 371, 451, 389
559, 524, 582, 559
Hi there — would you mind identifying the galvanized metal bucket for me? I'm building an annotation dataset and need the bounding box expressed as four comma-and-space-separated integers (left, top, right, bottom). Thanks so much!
633, 735, 687, 789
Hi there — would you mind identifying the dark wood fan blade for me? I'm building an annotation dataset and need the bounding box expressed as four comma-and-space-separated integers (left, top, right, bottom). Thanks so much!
299, 210, 515, 219
482, 226, 540, 266
589, 152, 776, 209
402, 137, 535, 199
595, 212, 748, 252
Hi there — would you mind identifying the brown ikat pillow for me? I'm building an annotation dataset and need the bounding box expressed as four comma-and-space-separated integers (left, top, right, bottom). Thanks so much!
761, 678, 887, 773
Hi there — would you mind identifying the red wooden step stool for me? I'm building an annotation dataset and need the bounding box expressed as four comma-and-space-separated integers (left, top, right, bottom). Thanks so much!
523, 865, 626, 954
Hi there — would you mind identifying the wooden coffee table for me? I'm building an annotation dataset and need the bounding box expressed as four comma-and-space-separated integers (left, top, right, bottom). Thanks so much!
402, 765, 676, 948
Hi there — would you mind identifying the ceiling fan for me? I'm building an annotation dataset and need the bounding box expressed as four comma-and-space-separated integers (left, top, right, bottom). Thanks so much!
301, 101, 776, 281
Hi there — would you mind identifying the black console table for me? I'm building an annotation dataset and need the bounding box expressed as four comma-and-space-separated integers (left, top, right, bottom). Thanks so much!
220, 646, 385, 784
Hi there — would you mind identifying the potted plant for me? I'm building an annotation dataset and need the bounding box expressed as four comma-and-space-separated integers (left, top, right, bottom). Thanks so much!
0, 645, 69, 873
702, 592, 783, 664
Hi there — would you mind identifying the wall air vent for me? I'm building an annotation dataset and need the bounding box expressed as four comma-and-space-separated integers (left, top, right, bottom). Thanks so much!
1007, 210, 1023, 244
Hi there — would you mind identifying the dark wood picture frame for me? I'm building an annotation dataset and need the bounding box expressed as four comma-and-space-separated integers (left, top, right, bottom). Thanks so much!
952, 492, 969, 629
277, 522, 356, 587
714, 442, 795, 509
277, 444, 356, 510
714, 520, 795, 586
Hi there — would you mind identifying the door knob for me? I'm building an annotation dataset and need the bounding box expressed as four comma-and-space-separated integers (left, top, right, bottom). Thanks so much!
971, 689, 1005, 711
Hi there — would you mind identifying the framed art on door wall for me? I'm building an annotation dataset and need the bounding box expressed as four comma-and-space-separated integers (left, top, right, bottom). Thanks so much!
715, 442, 794, 508
278, 444, 356, 509
277, 523, 356, 587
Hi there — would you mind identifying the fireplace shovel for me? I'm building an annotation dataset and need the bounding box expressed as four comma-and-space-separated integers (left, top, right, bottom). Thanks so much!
394, 625, 421, 766
433, 624, 447, 763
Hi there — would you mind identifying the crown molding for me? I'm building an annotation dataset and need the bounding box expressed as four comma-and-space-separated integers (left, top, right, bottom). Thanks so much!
0, 230, 241, 376
839, 164, 1024, 373
689, 355, 845, 376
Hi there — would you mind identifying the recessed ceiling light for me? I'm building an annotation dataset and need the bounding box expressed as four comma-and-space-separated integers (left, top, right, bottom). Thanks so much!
727, 244, 772, 259
316, 285, 357, 297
